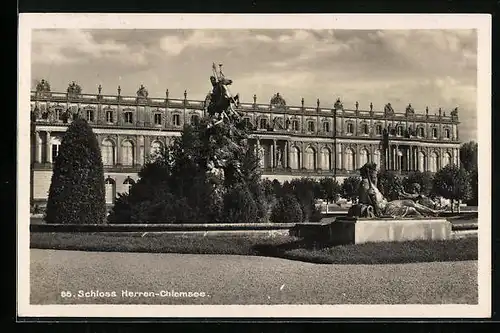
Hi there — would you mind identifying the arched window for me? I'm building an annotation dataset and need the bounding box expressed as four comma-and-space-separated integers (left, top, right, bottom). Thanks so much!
102, 139, 115, 166
150, 140, 163, 157
346, 123, 354, 134
432, 128, 438, 138
373, 149, 381, 168
418, 151, 426, 171
320, 147, 331, 170
104, 177, 116, 204
418, 127, 425, 137
123, 177, 135, 194
289, 146, 300, 169
359, 148, 369, 167
121, 140, 134, 166
305, 146, 316, 170
444, 128, 451, 139
429, 151, 439, 172
443, 152, 453, 167
190, 114, 199, 125
307, 121, 315, 132
323, 121, 330, 132
345, 148, 355, 171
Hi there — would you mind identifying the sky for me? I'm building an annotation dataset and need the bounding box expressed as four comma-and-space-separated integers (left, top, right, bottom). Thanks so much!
31, 29, 477, 142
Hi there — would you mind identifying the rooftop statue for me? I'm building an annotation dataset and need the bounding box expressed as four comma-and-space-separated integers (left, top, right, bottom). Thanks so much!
270, 92, 286, 107
384, 103, 394, 115
349, 162, 443, 218
36, 79, 51, 92
67, 81, 82, 96
451, 107, 459, 118
405, 103, 415, 115
334, 98, 343, 110
137, 84, 149, 98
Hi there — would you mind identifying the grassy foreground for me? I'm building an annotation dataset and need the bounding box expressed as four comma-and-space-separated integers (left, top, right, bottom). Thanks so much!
30, 232, 478, 265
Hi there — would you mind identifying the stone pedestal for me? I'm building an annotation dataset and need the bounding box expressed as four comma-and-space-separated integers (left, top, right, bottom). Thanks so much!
290, 218, 452, 245
329, 217, 452, 245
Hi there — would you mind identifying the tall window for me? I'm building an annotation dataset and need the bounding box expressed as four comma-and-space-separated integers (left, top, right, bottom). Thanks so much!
345, 148, 355, 171
150, 141, 162, 158
154, 113, 162, 125
51, 138, 61, 163
289, 146, 300, 169
55, 108, 64, 121
259, 118, 268, 129
376, 125, 382, 135
172, 114, 180, 126
123, 177, 135, 194
323, 122, 330, 132
124, 111, 133, 124
320, 147, 331, 170
359, 148, 369, 166
346, 123, 354, 134
432, 128, 438, 138
121, 140, 134, 166
101, 139, 115, 166
418, 127, 425, 137
86, 109, 94, 122
429, 151, 439, 172
106, 110, 114, 123
418, 151, 426, 171
305, 147, 315, 170
307, 121, 315, 132
396, 126, 403, 136
373, 149, 381, 168
444, 152, 453, 167
444, 128, 451, 139
243, 117, 251, 127
362, 124, 369, 135
105, 178, 116, 204
292, 120, 299, 131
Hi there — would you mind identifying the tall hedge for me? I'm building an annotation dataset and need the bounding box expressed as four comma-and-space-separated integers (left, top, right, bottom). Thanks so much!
45, 118, 106, 224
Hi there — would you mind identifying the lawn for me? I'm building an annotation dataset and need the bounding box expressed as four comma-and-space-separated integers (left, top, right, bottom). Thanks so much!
30, 232, 477, 265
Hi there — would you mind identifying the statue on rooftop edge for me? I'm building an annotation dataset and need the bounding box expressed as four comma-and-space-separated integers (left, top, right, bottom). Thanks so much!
348, 162, 444, 218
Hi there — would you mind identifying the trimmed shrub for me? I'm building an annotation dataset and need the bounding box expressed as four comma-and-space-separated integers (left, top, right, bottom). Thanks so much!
45, 118, 106, 224
270, 194, 303, 223
221, 184, 259, 224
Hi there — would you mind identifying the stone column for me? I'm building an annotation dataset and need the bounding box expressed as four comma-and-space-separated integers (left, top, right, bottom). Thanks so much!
35, 131, 42, 163
116, 135, 122, 165
137, 135, 145, 166
315, 144, 321, 170
45, 131, 52, 163
301, 142, 305, 169
285, 140, 290, 168
256, 138, 261, 168
272, 139, 277, 168
336, 143, 342, 170
406, 147, 410, 171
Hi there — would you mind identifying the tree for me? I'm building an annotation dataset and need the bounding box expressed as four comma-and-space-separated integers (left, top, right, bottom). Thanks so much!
460, 141, 478, 172
289, 178, 319, 222
221, 184, 259, 223
377, 170, 403, 201
341, 176, 361, 202
432, 164, 472, 213
403, 171, 434, 196
318, 177, 342, 205
45, 118, 106, 224
270, 194, 303, 223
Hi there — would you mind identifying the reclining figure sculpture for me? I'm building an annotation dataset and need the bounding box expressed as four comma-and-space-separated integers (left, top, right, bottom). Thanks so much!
348, 162, 443, 218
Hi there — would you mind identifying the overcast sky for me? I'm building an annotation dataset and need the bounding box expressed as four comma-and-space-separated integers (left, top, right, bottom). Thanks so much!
31, 29, 477, 142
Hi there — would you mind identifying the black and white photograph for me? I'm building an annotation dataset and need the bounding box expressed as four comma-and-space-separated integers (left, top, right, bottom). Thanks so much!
17, 14, 491, 318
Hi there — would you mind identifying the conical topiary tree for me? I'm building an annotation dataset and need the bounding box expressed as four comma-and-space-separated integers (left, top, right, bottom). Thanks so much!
45, 117, 106, 224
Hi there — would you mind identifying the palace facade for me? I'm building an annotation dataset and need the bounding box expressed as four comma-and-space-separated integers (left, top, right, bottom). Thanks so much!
30, 80, 462, 206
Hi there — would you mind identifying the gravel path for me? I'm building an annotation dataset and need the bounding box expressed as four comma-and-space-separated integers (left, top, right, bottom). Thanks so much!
30, 249, 477, 305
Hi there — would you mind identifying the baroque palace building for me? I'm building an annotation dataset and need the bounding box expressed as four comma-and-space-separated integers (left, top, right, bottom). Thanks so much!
30, 80, 462, 206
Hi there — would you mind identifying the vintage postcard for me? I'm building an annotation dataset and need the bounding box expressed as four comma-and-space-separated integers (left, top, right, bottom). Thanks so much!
18, 13, 491, 319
